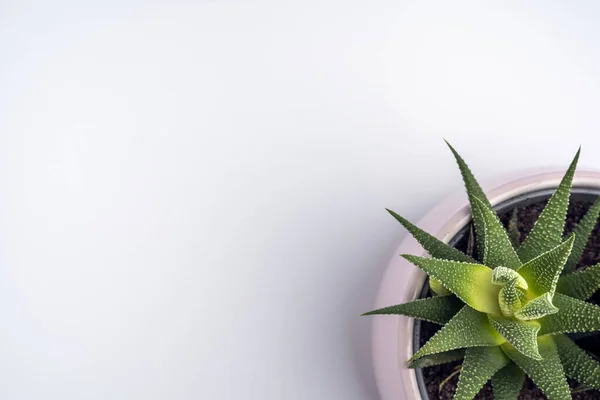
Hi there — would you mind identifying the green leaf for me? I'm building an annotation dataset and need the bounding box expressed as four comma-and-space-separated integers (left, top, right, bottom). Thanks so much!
472, 197, 522, 270
557, 263, 600, 300
411, 306, 505, 362
491, 363, 526, 400
498, 278, 525, 318
501, 336, 571, 400
454, 346, 509, 400
517, 149, 580, 263
386, 209, 475, 263
492, 266, 528, 289
563, 196, 600, 273
407, 349, 465, 369
539, 293, 600, 336
429, 278, 451, 296
514, 293, 559, 321
402, 255, 501, 315
489, 315, 542, 360
554, 334, 600, 389
446, 141, 492, 258
361, 295, 462, 325
517, 235, 575, 298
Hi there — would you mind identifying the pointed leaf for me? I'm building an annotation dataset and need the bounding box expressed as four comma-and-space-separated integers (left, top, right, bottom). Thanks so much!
492, 266, 528, 289
403, 255, 501, 315
498, 278, 525, 318
472, 197, 522, 270
362, 295, 462, 325
518, 149, 580, 263
554, 334, 600, 389
517, 235, 575, 298
564, 196, 600, 273
407, 349, 465, 369
491, 363, 526, 400
454, 346, 509, 400
446, 141, 492, 258
446, 141, 493, 208
557, 263, 600, 300
539, 293, 600, 336
470, 201, 487, 262
489, 315, 542, 360
386, 209, 475, 263
501, 336, 571, 400
514, 293, 559, 321
411, 306, 505, 361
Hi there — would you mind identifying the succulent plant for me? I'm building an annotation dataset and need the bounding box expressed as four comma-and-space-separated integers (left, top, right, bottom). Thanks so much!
364, 142, 600, 400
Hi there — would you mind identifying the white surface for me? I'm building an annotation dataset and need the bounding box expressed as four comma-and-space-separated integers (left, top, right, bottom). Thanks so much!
2, 1, 600, 399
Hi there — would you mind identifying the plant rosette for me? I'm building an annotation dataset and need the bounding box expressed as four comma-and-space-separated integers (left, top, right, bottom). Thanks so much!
365, 142, 600, 400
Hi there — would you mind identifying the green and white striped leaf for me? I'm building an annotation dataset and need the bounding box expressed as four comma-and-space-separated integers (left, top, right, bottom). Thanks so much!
501, 336, 571, 400
407, 349, 465, 369
557, 263, 600, 300
538, 293, 600, 336
492, 266, 528, 289
491, 362, 526, 400
446, 141, 492, 259
489, 315, 542, 360
517, 235, 575, 298
402, 255, 501, 315
454, 346, 509, 400
554, 334, 600, 389
386, 209, 475, 263
517, 149, 580, 263
563, 196, 600, 273
410, 306, 505, 362
498, 278, 526, 318
472, 197, 522, 270
362, 295, 462, 325
514, 293, 559, 321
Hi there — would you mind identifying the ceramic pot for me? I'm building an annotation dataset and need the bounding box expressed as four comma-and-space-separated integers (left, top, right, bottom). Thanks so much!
371, 170, 600, 400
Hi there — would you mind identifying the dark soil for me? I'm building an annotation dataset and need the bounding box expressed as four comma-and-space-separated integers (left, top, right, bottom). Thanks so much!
419, 196, 600, 399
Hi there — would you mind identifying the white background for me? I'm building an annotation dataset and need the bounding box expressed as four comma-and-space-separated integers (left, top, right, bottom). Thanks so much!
2, 1, 600, 399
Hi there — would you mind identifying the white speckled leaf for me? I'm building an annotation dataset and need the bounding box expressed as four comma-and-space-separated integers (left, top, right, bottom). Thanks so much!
402, 255, 501, 315
407, 349, 465, 369
517, 149, 580, 263
491, 362, 526, 400
472, 197, 522, 270
557, 263, 600, 300
501, 336, 571, 400
563, 196, 600, 273
446, 141, 492, 258
492, 266, 528, 289
488, 315, 542, 360
498, 278, 525, 317
362, 295, 462, 325
411, 306, 505, 362
386, 209, 475, 263
517, 235, 575, 298
514, 293, 558, 321
539, 293, 600, 336
554, 334, 600, 389
454, 346, 509, 400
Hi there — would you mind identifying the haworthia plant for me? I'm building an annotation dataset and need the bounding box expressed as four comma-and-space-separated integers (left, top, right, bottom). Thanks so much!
364, 143, 600, 400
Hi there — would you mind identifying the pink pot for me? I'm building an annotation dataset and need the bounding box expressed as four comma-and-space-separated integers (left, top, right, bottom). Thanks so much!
371, 169, 600, 400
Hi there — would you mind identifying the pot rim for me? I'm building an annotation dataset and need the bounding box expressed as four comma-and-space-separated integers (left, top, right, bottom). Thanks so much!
370, 169, 600, 400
